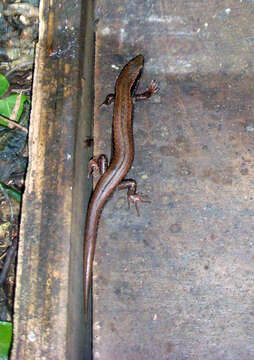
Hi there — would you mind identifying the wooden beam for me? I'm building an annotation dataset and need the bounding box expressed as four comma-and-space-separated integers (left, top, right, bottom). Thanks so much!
11, 0, 94, 358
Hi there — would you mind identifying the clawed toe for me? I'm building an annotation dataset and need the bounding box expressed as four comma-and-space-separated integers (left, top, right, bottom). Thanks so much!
149, 80, 159, 95
127, 193, 151, 216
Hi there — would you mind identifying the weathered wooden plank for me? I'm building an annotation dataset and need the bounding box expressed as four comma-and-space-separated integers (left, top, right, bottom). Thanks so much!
11, 0, 94, 359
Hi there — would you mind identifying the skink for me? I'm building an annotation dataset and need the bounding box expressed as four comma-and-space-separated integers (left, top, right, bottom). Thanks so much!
84, 55, 158, 318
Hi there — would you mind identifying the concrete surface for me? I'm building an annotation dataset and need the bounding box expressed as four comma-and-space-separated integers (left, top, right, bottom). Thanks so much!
93, 1, 254, 359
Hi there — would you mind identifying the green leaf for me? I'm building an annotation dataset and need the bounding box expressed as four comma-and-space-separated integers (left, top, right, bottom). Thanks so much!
0, 74, 9, 97
0, 94, 29, 123
0, 321, 12, 359
0, 182, 22, 202
0, 118, 9, 127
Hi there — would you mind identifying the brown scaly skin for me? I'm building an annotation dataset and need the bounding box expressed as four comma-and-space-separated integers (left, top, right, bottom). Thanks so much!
83, 55, 158, 319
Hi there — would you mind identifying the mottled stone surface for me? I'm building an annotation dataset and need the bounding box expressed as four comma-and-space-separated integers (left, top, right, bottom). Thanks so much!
94, 1, 254, 359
